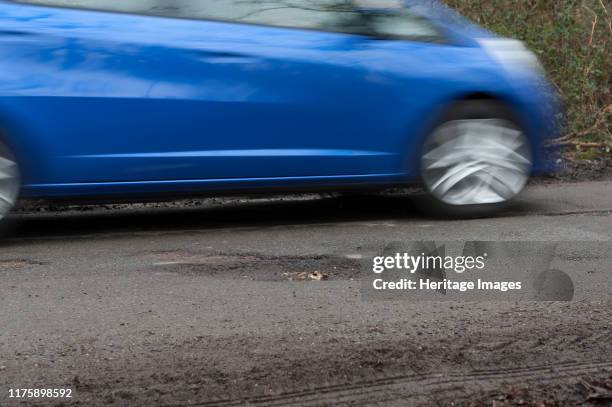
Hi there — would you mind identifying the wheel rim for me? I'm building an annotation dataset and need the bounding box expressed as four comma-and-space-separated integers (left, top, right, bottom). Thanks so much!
422, 119, 532, 206
0, 149, 19, 220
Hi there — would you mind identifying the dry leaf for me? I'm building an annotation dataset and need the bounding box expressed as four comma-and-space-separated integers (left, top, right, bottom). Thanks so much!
309, 271, 328, 281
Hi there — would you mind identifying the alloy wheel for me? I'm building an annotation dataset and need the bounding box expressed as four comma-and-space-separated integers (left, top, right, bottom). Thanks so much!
422, 119, 532, 206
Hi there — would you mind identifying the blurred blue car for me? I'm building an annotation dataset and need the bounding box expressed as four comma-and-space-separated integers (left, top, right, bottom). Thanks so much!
0, 0, 559, 220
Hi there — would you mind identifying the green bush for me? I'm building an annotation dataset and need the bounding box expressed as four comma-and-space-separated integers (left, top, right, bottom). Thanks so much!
445, 0, 611, 157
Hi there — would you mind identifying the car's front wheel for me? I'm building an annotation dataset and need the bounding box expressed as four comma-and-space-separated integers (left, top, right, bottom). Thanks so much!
419, 101, 533, 218
0, 140, 20, 225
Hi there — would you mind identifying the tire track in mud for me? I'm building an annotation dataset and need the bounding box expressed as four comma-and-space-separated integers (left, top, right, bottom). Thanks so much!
181, 360, 612, 407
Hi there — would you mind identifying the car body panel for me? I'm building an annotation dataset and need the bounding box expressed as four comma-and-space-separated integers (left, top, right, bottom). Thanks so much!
0, 0, 559, 200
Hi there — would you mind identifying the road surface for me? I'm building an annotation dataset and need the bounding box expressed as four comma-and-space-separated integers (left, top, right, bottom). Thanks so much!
1, 181, 611, 406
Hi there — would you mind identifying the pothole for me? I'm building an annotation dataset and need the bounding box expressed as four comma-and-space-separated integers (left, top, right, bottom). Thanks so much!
145, 251, 362, 281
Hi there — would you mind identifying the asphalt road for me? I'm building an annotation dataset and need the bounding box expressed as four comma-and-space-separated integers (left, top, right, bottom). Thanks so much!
1, 181, 611, 406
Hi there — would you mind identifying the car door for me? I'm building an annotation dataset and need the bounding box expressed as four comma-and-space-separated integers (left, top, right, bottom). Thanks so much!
0, 0, 445, 192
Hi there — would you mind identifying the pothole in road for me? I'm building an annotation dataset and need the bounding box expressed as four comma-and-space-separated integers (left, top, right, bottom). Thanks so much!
145, 250, 362, 281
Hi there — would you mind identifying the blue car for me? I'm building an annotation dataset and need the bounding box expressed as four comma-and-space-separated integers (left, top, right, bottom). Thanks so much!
0, 0, 559, 222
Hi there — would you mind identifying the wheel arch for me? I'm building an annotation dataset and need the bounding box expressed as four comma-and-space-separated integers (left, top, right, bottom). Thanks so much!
452, 91, 532, 134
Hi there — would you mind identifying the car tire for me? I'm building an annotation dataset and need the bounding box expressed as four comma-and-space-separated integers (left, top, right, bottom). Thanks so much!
0, 139, 20, 232
417, 101, 533, 218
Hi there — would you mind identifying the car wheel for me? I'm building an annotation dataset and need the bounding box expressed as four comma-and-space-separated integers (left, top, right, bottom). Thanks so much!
418, 101, 533, 218
0, 140, 20, 225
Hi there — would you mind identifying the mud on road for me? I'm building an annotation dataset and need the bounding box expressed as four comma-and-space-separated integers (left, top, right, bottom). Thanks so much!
3, 254, 611, 406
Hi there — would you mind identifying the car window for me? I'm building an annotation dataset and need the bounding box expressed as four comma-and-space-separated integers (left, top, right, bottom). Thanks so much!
13, 0, 444, 41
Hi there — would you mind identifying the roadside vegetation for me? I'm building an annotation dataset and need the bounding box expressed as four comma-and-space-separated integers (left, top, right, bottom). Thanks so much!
446, 0, 611, 160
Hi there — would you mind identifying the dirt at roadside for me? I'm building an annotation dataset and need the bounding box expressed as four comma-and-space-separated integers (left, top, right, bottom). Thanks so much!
532, 157, 612, 185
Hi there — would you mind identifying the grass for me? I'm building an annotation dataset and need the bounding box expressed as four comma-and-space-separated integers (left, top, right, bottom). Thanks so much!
445, 0, 611, 159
